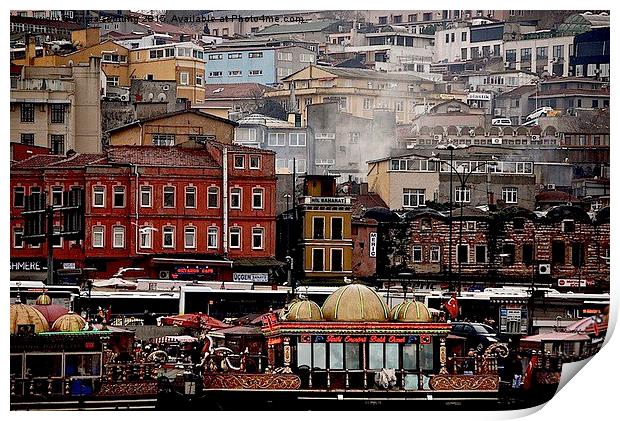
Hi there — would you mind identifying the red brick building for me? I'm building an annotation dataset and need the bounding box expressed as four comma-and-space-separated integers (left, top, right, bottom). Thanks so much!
10, 142, 281, 283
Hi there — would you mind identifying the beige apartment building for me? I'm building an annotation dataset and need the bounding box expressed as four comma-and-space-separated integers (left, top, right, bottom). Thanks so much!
10, 57, 102, 154
265, 65, 464, 125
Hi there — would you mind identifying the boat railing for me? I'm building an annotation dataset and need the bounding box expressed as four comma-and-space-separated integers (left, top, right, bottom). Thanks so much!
447, 355, 498, 375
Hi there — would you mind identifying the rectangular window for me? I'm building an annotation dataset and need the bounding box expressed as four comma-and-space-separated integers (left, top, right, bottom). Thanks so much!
152, 134, 175, 146
299, 53, 314, 63
252, 227, 264, 249
140, 186, 152, 207
248, 52, 263, 58
228, 53, 242, 59
503, 244, 515, 265
92, 186, 105, 207
562, 219, 575, 233
457, 244, 469, 264
475, 245, 487, 263
13, 227, 24, 248
230, 188, 242, 209
363, 98, 373, 110
21, 103, 34, 122
210, 71, 223, 78
180, 72, 189, 86
403, 188, 425, 207
461, 31, 467, 41
13, 187, 25, 208
50, 104, 65, 124
20, 133, 35, 145
140, 227, 152, 249
208, 187, 219, 208
572, 242, 585, 267
312, 248, 324, 271
208, 227, 218, 249
523, 244, 534, 265
51, 186, 63, 206
331, 217, 343, 240
112, 186, 125, 208
184, 226, 196, 249
455, 187, 471, 203
249, 155, 261, 169
313, 343, 327, 369
234, 155, 245, 169
229, 227, 241, 249
345, 343, 360, 369
249, 70, 263, 76
252, 188, 263, 209
331, 249, 343, 272
430, 245, 441, 262
163, 186, 175, 208
162, 226, 174, 248
92, 226, 104, 248
369, 343, 384, 369
113, 226, 125, 248
403, 344, 418, 370
412, 245, 423, 262
268, 133, 286, 146
552, 240, 565, 265
185, 186, 197, 208
329, 343, 344, 369
50, 135, 65, 155
313, 217, 324, 240
502, 187, 518, 204
289, 133, 306, 146
208, 54, 223, 60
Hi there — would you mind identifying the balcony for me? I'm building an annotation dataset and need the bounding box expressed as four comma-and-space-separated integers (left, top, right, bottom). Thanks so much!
12, 78, 74, 92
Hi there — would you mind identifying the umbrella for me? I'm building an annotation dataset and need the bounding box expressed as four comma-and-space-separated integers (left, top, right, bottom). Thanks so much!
160, 313, 229, 330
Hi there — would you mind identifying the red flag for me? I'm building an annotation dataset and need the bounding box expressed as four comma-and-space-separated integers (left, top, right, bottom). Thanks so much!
522, 355, 538, 390
445, 293, 459, 319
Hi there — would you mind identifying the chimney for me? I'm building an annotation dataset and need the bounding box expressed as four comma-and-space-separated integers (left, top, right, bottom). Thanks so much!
24, 35, 37, 66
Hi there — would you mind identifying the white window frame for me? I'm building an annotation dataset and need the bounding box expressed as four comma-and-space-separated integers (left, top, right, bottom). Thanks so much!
330, 248, 344, 271
152, 134, 175, 146
162, 226, 175, 248
249, 155, 261, 169
412, 245, 423, 262
289, 133, 306, 146
252, 227, 264, 250
230, 188, 242, 209
180, 72, 189, 86
140, 227, 152, 249
208, 186, 220, 208
229, 227, 242, 249
112, 186, 126, 208
430, 245, 441, 262
311, 248, 325, 272
13, 187, 25, 208
312, 216, 325, 240
163, 186, 176, 208
207, 226, 219, 249
502, 187, 518, 204
455, 187, 471, 203
13, 227, 24, 248
112, 226, 125, 248
234, 155, 245, 169
457, 244, 469, 264
140, 186, 152, 207
185, 186, 197, 209
184, 226, 196, 249
92, 186, 105, 208
51, 186, 63, 207
475, 244, 487, 263
92, 226, 104, 248
252, 188, 264, 210
268, 133, 286, 146
52, 226, 63, 248
403, 188, 425, 208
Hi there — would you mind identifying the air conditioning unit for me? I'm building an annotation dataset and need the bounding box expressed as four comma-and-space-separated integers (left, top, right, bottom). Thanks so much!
159, 270, 170, 280
547, 183, 556, 190
120, 93, 130, 102
531, 135, 540, 141
433, 134, 443, 141
538, 263, 551, 275
492, 138, 502, 145
469, 129, 476, 137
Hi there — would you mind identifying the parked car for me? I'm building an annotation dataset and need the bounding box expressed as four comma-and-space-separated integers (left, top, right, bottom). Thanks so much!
450, 322, 499, 352
492, 118, 512, 126
526, 106, 554, 121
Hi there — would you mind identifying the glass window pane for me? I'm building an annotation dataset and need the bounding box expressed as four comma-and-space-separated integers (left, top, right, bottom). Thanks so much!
385, 343, 400, 369
345, 343, 361, 369
26, 354, 62, 377
404, 374, 419, 390
403, 344, 418, 369
10, 355, 23, 377
313, 343, 326, 369
297, 343, 312, 367
369, 343, 384, 369
329, 343, 344, 369
65, 354, 101, 376
419, 342, 434, 371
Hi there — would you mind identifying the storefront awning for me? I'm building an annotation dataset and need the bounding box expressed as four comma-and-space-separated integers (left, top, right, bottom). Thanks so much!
233, 257, 285, 268
10, 272, 47, 282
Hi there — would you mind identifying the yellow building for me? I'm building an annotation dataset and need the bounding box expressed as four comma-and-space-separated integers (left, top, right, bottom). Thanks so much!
128, 42, 205, 105
299, 175, 353, 283
265, 65, 464, 125
107, 109, 236, 146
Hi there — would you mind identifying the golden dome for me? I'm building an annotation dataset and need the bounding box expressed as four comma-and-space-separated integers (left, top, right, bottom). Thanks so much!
286, 299, 323, 321
51, 312, 87, 332
35, 293, 52, 305
390, 300, 432, 322
322, 284, 389, 322
10, 302, 49, 334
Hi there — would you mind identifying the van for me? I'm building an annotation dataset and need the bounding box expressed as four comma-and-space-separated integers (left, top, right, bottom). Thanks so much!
492, 118, 512, 126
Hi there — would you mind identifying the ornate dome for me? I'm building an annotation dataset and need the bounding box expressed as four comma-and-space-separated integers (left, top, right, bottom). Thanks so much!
10, 302, 49, 334
35, 293, 52, 305
285, 299, 323, 321
322, 284, 389, 322
51, 312, 87, 332
33, 304, 69, 324
390, 300, 432, 322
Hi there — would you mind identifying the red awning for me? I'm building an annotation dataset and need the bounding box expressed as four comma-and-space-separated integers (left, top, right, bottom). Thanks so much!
565, 316, 608, 335
160, 313, 229, 330
521, 331, 591, 343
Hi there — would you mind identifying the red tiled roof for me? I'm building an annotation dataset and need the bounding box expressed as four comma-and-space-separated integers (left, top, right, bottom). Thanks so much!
205, 83, 275, 100
536, 190, 580, 203
11, 153, 107, 170
209, 140, 275, 154
106, 146, 220, 168
496, 85, 537, 98
52, 154, 108, 167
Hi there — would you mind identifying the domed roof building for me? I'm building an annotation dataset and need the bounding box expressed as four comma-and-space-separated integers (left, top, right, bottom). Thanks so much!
10, 300, 49, 334
390, 300, 432, 322
51, 312, 87, 332
32, 293, 69, 324
285, 299, 323, 321
322, 284, 389, 322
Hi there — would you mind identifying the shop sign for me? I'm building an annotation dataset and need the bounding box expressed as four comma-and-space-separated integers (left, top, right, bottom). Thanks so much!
10, 260, 45, 272
369, 232, 377, 258
319, 335, 416, 344
467, 92, 492, 101
558, 278, 587, 288
172, 266, 214, 280
63, 262, 76, 270
307, 197, 348, 205
233, 273, 269, 283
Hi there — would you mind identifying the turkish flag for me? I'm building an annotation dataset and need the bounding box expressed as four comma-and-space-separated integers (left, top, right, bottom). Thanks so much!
445, 294, 459, 319
523, 354, 538, 390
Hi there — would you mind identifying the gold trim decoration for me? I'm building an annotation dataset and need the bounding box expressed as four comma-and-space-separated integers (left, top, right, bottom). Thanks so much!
429, 375, 499, 391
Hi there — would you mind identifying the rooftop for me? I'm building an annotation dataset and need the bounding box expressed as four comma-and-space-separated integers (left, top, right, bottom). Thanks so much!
204, 83, 275, 100
106, 146, 220, 168
106, 109, 237, 134
257, 19, 341, 36
236, 113, 296, 128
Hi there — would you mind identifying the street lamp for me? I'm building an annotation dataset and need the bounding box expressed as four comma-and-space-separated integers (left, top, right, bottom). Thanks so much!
431, 146, 498, 294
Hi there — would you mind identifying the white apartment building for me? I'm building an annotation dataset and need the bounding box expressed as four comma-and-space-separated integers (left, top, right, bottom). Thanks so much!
504, 35, 574, 77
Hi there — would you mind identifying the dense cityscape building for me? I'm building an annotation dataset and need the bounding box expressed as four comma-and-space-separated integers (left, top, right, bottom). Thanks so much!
8, 9, 611, 411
